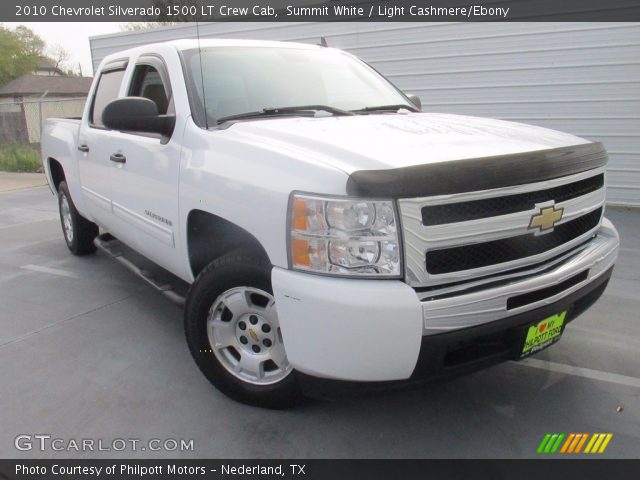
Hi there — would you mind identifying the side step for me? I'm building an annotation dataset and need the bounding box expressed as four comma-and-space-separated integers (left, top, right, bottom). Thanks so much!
94, 233, 188, 307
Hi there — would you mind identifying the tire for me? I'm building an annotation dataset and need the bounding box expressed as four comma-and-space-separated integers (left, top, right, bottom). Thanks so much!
185, 249, 304, 408
57, 181, 99, 255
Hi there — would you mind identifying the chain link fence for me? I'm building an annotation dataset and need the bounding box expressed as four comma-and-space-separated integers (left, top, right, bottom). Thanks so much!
0, 97, 87, 145
0, 97, 86, 172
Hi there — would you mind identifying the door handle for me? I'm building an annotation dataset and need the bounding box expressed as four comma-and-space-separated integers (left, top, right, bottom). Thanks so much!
77, 144, 89, 153
110, 153, 126, 164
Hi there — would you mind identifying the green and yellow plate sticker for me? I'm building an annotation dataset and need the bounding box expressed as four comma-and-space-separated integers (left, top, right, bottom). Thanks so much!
521, 311, 567, 357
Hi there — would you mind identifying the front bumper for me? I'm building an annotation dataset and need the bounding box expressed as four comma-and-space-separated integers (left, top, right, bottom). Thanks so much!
272, 218, 619, 383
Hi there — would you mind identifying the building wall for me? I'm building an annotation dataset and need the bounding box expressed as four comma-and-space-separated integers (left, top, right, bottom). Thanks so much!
90, 22, 640, 205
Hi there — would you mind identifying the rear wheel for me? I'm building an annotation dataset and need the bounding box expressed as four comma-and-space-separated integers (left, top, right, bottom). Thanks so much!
184, 249, 303, 408
57, 181, 98, 255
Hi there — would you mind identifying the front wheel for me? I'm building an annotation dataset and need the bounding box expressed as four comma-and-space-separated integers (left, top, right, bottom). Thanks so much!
184, 249, 304, 408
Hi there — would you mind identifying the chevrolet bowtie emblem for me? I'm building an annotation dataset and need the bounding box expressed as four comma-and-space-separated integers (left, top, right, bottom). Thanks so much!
529, 205, 564, 233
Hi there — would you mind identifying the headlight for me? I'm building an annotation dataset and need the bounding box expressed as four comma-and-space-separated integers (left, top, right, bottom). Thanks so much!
288, 193, 402, 277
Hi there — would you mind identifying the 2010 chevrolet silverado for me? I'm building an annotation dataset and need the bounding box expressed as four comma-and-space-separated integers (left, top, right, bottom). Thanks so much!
41, 39, 619, 408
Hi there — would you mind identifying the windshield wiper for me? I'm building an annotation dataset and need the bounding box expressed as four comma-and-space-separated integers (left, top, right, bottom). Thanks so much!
263, 105, 355, 116
216, 105, 354, 124
351, 104, 419, 113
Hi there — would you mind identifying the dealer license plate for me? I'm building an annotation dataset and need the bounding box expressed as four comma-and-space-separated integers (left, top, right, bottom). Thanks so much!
520, 311, 567, 358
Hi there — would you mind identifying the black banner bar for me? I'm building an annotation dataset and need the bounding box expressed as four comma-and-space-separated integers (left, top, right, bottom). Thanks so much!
1, 459, 639, 480
3, 0, 640, 22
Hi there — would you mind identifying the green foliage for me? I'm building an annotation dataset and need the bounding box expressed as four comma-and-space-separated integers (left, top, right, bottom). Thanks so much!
0, 25, 45, 86
0, 144, 42, 172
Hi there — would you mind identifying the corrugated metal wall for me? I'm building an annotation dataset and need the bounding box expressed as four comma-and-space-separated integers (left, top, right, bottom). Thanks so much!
91, 22, 640, 205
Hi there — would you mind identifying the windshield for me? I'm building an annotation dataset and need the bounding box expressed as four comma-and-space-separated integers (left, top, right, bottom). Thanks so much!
183, 46, 413, 126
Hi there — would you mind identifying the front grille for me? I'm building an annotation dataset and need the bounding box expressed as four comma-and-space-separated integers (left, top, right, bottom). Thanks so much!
425, 207, 602, 275
422, 174, 603, 226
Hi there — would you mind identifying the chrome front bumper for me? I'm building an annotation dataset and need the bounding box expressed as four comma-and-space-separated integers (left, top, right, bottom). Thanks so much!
421, 218, 619, 335
273, 218, 617, 382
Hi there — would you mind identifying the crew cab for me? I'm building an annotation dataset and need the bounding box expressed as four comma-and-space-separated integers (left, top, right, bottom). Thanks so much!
41, 39, 619, 408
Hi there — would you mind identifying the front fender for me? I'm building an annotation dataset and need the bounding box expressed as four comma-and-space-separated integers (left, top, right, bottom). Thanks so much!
177, 119, 350, 279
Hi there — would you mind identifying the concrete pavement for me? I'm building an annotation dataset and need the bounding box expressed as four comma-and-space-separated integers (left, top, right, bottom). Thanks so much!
0, 186, 638, 459
0, 173, 47, 193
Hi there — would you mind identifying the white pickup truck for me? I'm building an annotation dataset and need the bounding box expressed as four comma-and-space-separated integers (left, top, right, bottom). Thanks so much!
42, 39, 619, 408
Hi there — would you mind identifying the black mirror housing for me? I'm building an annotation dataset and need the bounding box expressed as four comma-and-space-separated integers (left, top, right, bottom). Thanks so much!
407, 94, 422, 111
102, 97, 175, 137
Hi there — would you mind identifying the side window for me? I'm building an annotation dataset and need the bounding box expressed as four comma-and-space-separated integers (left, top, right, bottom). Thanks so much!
129, 65, 170, 115
90, 69, 126, 127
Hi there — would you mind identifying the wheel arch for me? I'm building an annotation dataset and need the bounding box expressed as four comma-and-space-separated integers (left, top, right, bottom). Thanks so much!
186, 209, 271, 278
47, 157, 65, 192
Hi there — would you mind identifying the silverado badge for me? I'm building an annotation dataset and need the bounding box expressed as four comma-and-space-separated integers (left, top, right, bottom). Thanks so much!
529, 204, 564, 233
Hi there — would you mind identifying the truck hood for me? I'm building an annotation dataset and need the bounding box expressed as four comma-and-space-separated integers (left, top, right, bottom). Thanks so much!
226, 112, 589, 174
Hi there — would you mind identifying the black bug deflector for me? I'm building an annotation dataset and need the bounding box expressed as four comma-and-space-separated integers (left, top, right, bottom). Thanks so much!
346, 142, 607, 198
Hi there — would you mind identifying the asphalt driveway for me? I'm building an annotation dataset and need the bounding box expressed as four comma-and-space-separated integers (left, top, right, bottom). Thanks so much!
1, 185, 638, 458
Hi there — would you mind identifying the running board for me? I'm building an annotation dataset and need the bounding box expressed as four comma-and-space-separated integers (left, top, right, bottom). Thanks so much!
94, 233, 187, 307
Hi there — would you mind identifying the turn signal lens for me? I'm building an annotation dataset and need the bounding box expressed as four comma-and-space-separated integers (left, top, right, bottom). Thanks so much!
291, 237, 311, 267
291, 197, 308, 231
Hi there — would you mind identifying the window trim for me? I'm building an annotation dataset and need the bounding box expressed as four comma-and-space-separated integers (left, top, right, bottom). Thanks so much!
178, 48, 208, 129
123, 54, 175, 143
127, 54, 174, 108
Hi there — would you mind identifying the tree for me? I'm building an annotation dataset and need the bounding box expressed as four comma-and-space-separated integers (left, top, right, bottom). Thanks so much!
14, 25, 44, 56
120, 21, 178, 32
47, 44, 71, 73
0, 25, 44, 86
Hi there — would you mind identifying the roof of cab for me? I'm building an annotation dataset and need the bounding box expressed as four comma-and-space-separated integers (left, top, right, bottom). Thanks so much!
168, 39, 322, 50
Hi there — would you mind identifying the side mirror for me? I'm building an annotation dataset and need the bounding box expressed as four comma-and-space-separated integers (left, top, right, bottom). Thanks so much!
407, 94, 422, 111
102, 97, 175, 137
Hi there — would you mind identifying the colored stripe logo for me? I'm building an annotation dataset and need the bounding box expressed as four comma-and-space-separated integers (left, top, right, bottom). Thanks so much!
537, 433, 613, 454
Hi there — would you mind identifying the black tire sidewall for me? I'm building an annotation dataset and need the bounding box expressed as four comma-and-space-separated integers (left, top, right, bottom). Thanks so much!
58, 181, 79, 251
184, 250, 303, 409
57, 181, 98, 255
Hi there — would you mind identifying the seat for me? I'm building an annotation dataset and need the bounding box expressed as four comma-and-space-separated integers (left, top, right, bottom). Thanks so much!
142, 84, 169, 115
